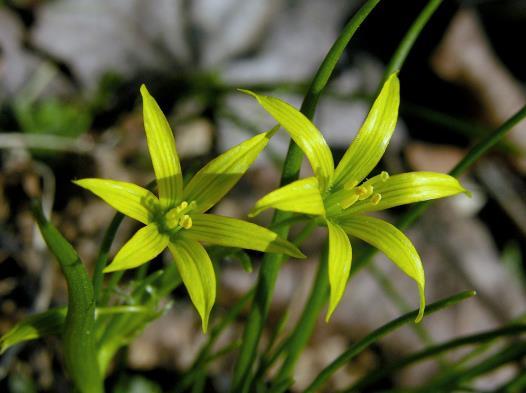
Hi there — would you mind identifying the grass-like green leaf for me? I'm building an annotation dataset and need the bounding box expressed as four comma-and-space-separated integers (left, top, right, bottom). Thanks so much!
339, 214, 425, 322
183, 214, 305, 259
0, 308, 66, 354
184, 129, 277, 213
331, 73, 400, 190
241, 90, 334, 192
104, 224, 168, 272
326, 220, 352, 321
250, 177, 325, 217
141, 84, 183, 207
169, 239, 216, 333
304, 290, 476, 393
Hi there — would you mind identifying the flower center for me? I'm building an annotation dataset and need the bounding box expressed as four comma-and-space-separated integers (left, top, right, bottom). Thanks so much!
340, 171, 389, 209
163, 200, 196, 232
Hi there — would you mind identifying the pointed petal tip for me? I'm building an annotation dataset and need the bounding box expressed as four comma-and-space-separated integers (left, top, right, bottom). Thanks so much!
201, 318, 209, 334
140, 84, 149, 97
237, 88, 258, 99
414, 284, 426, 323
325, 307, 335, 323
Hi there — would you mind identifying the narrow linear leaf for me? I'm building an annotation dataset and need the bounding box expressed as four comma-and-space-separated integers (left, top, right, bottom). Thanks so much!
104, 224, 168, 273
339, 214, 425, 322
304, 290, 476, 393
184, 128, 276, 213
169, 239, 216, 333
0, 308, 66, 354
241, 90, 334, 192
326, 220, 352, 321
332, 73, 400, 190
141, 84, 183, 206
183, 214, 305, 259
250, 177, 325, 217
74, 178, 159, 225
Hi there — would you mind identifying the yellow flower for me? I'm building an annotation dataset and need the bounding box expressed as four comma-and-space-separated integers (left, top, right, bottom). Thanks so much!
245, 74, 467, 321
75, 86, 304, 332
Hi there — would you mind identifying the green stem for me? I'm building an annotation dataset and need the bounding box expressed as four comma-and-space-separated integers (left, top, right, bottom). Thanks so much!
229, 1, 382, 391
266, 0, 446, 386
31, 200, 103, 393
92, 213, 124, 304
383, 0, 443, 81
303, 290, 476, 393
270, 243, 330, 389
175, 290, 254, 392
347, 324, 526, 392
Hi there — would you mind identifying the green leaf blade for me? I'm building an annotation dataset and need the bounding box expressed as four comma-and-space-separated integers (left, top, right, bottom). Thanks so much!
168, 239, 216, 333
332, 73, 400, 190
326, 220, 353, 321
0, 308, 66, 354
184, 214, 305, 259
141, 85, 183, 207
242, 90, 334, 192
184, 129, 275, 213
339, 214, 425, 322
104, 224, 168, 272
250, 177, 325, 217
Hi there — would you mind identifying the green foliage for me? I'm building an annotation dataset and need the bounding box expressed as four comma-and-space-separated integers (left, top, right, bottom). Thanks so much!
14, 99, 91, 138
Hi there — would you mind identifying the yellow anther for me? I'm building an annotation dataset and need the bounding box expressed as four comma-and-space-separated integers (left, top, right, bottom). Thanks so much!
371, 193, 382, 205
179, 215, 193, 229
356, 184, 374, 200
380, 171, 389, 182
344, 180, 358, 190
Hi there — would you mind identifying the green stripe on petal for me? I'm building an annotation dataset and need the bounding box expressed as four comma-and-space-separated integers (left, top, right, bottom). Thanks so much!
249, 177, 325, 217
104, 224, 168, 273
183, 214, 305, 259
326, 220, 352, 322
241, 90, 334, 192
342, 172, 467, 215
141, 85, 183, 207
331, 74, 400, 190
74, 178, 159, 224
184, 129, 276, 213
338, 215, 425, 322
168, 239, 216, 333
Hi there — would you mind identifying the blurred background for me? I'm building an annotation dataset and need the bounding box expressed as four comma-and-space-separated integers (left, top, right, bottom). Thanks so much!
1, 0, 525, 391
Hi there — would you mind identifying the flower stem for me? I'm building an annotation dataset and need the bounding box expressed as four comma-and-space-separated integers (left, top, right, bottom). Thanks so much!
92, 212, 124, 304
268, 0, 446, 386
303, 290, 476, 393
31, 199, 103, 393
382, 0, 443, 81
229, 1, 383, 391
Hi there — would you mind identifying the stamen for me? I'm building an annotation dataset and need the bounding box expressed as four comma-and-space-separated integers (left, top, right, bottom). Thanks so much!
344, 180, 358, 190
356, 184, 373, 200
363, 171, 390, 187
179, 215, 193, 229
371, 193, 382, 205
